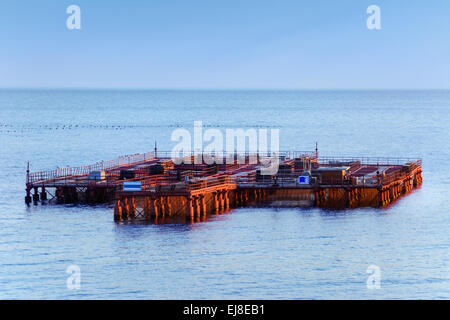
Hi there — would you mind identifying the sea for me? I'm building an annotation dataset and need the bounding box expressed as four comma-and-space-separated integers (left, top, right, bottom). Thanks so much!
0, 89, 449, 299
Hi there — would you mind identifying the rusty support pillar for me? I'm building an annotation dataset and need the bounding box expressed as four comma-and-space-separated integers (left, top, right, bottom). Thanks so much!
122, 197, 129, 220
114, 199, 122, 221
223, 191, 229, 210
56, 187, 63, 204
40, 186, 47, 201
218, 191, 224, 211
129, 197, 136, 219
193, 196, 201, 219
33, 187, 39, 204
159, 197, 165, 217
25, 187, 32, 205
152, 198, 159, 218
347, 189, 351, 208
165, 196, 172, 216
186, 197, 194, 220
200, 195, 206, 217
144, 197, 151, 218
235, 191, 240, 207
213, 192, 219, 213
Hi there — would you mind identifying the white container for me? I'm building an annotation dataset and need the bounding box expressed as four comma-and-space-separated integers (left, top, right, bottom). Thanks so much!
123, 181, 141, 191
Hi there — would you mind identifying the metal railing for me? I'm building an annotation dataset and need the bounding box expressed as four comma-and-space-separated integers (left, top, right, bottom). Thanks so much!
187, 175, 234, 191
27, 150, 317, 185
28, 151, 159, 184
28, 151, 421, 188
318, 156, 422, 166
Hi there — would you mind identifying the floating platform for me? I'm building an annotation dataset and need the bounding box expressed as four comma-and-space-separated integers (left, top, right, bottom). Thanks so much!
26, 150, 422, 222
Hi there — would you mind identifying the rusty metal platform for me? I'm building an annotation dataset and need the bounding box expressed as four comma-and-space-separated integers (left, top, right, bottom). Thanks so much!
25, 149, 422, 222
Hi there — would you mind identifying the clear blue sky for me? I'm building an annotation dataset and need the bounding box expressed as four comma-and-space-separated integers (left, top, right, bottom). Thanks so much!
0, 0, 449, 89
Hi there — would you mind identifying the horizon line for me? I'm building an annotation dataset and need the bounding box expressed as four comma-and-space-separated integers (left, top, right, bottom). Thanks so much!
0, 87, 449, 91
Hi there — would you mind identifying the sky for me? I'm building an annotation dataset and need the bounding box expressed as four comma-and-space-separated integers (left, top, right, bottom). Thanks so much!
0, 0, 449, 89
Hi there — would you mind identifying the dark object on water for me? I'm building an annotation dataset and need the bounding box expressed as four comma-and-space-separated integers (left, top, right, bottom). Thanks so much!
256, 168, 272, 181
120, 169, 135, 180
149, 164, 164, 175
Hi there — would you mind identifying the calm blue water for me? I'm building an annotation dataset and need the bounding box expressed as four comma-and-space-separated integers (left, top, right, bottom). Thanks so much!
0, 89, 449, 299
